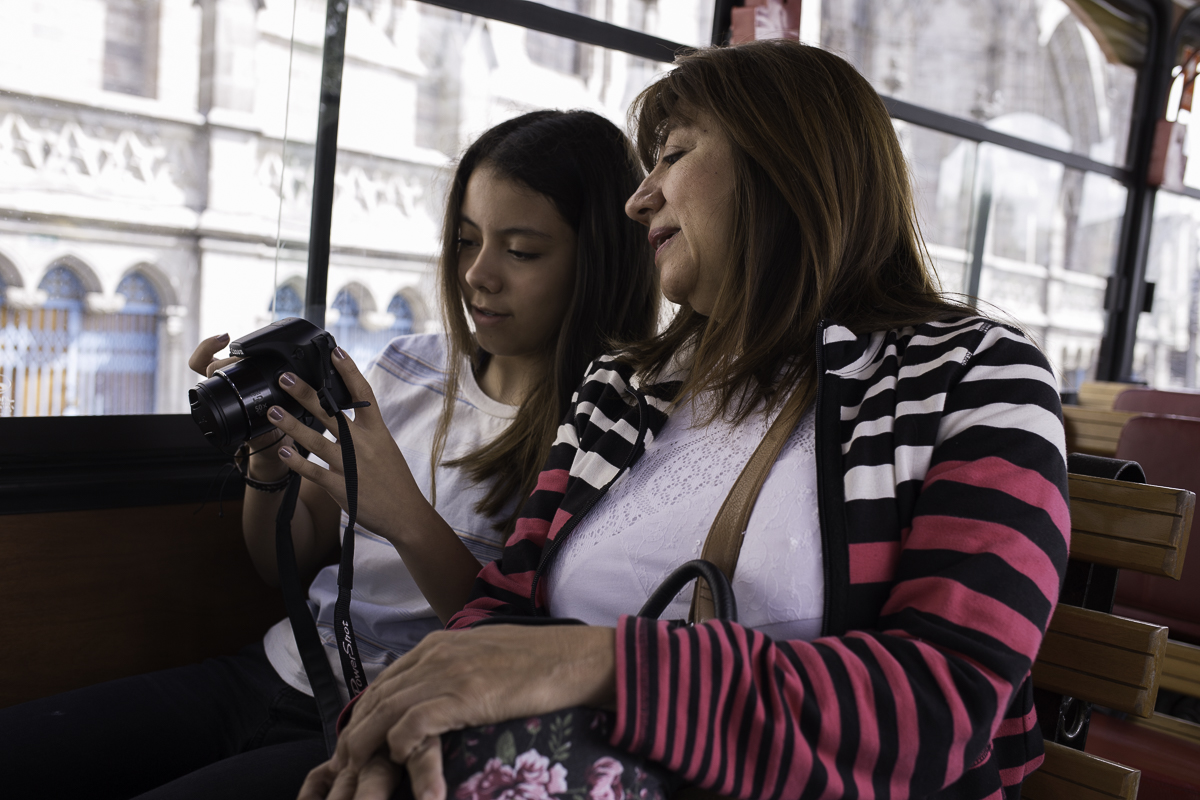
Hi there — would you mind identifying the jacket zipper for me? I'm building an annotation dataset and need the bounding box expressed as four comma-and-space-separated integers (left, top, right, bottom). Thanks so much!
527, 387, 651, 612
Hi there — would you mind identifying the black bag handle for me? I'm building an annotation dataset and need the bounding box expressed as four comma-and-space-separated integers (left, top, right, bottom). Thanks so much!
638, 559, 738, 622
472, 559, 737, 631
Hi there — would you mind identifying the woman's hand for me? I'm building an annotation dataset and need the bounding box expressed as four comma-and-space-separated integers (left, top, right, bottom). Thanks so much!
265, 348, 425, 543
298, 625, 618, 800
298, 754, 402, 800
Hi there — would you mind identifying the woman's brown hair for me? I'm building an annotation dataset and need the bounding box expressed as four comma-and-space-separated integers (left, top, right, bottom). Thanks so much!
626, 40, 971, 422
432, 110, 658, 533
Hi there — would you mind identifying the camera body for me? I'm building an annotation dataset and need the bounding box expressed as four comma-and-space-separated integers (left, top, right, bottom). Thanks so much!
189, 317, 353, 452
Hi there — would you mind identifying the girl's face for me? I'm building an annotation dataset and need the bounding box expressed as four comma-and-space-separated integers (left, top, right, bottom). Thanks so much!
457, 166, 577, 360
624, 111, 736, 316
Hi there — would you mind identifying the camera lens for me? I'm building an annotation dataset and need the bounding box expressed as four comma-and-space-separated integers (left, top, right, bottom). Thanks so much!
189, 358, 288, 450
189, 378, 243, 451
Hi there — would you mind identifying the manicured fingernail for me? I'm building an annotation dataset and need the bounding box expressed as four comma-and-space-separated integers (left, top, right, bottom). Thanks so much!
333, 347, 348, 360
279, 447, 293, 459
216, 333, 229, 345
280, 372, 296, 387
268, 406, 284, 421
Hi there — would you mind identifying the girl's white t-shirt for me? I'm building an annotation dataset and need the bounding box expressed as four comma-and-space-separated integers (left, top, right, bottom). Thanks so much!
546, 399, 825, 641
263, 334, 517, 703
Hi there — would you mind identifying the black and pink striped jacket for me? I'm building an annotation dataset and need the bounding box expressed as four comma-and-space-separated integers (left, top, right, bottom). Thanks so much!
449, 316, 1070, 800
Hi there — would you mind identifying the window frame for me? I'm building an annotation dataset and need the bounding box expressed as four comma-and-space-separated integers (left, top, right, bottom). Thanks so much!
0, 0, 1184, 514
866, 0, 1172, 385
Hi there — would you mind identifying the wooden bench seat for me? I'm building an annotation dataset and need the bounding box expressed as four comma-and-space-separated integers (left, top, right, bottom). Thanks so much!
1021, 474, 1195, 800
1022, 741, 1139, 800
1068, 474, 1194, 579
1032, 604, 1167, 718
1063, 406, 1139, 457
1079, 381, 1141, 410
1161, 639, 1200, 697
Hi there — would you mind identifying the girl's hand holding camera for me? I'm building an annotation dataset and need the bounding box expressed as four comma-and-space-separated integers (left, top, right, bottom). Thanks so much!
188, 332, 291, 481
189, 330, 423, 541
259, 342, 483, 619
189, 331, 484, 619
258, 346, 425, 546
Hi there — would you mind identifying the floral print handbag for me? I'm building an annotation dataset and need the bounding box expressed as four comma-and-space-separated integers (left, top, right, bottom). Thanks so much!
439, 707, 674, 800
416, 559, 739, 800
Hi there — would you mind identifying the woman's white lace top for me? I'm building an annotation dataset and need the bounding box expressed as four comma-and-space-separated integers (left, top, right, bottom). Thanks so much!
545, 398, 825, 641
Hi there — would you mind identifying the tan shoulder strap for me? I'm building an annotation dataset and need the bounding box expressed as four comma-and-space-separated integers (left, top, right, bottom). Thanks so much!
689, 401, 804, 623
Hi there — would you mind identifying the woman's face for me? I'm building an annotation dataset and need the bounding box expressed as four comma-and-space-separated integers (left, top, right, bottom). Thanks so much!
457, 165, 577, 360
625, 112, 736, 316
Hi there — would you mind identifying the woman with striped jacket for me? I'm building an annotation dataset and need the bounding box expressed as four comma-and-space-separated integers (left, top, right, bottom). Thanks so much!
302, 41, 1069, 800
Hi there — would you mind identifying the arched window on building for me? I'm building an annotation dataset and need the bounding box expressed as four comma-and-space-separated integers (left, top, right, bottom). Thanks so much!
388, 293, 415, 336
12, 265, 88, 416
81, 272, 162, 415
4, 265, 164, 416
329, 287, 372, 365
272, 284, 304, 320
329, 287, 416, 367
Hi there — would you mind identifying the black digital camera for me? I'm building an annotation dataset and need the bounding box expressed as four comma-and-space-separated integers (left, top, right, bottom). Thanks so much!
189, 317, 353, 452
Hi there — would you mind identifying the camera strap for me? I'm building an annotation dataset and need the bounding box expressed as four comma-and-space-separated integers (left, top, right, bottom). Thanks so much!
275, 403, 371, 757
331, 411, 368, 703
276, 462, 342, 756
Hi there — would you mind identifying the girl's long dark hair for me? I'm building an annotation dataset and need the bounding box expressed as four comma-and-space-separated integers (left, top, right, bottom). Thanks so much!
432, 110, 658, 533
625, 41, 972, 425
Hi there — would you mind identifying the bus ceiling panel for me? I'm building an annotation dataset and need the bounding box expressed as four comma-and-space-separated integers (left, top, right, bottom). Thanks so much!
1171, 1, 1200, 64
416, 0, 690, 64
1073, 0, 1152, 69
882, 96, 1133, 182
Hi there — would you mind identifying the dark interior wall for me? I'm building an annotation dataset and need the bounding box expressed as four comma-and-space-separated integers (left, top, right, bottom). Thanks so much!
0, 501, 285, 709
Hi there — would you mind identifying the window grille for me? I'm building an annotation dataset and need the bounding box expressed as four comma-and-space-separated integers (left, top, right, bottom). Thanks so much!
84, 272, 161, 415
0, 266, 161, 416
0, 266, 84, 417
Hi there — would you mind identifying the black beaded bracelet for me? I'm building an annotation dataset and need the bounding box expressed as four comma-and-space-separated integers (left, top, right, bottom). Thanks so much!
234, 441, 293, 493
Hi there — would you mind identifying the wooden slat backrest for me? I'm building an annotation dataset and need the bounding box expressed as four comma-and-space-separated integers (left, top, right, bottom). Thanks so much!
1032, 604, 1167, 717
1131, 712, 1200, 747
1160, 639, 1200, 697
1023, 475, 1197, 799
1021, 741, 1139, 800
1079, 381, 1140, 410
1068, 474, 1194, 579
1063, 406, 1139, 457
